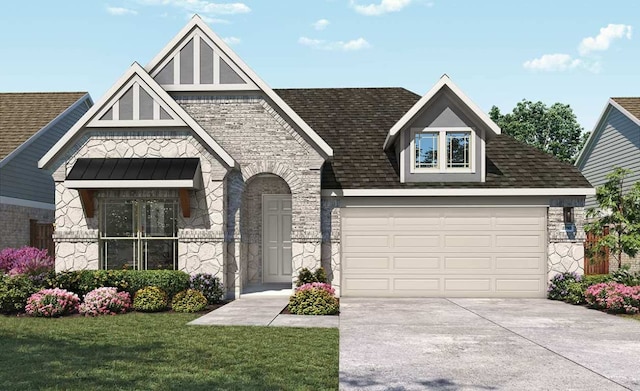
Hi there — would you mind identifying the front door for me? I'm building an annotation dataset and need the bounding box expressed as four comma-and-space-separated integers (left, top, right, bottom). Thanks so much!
262, 195, 292, 283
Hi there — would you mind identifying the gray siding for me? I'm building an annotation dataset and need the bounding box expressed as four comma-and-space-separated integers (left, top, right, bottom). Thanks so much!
0, 98, 91, 204
401, 91, 483, 183
579, 107, 640, 208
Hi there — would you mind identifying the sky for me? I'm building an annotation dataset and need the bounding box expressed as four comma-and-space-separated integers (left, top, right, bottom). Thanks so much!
1, 0, 639, 132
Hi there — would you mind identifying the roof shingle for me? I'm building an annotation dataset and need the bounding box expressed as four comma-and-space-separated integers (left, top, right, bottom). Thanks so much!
0, 92, 87, 160
275, 88, 591, 189
611, 97, 640, 122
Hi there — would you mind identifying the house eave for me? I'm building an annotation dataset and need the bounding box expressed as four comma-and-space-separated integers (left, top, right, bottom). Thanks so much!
322, 188, 595, 197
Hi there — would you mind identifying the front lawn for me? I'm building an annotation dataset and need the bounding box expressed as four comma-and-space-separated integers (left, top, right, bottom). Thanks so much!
621, 314, 640, 322
0, 313, 338, 391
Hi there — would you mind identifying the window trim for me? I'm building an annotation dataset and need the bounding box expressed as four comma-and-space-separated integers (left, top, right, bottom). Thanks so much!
410, 127, 475, 174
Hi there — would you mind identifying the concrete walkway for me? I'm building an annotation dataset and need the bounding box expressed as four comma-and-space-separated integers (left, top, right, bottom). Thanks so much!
188, 295, 339, 328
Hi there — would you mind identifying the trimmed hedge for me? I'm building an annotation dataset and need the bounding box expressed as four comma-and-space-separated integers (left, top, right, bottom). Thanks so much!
172, 289, 208, 313
0, 274, 38, 314
50, 270, 189, 298
133, 286, 168, 312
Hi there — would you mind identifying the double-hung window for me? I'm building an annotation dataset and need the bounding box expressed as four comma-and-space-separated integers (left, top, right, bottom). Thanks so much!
412, 128, 474, 173
100, 199, 178, 270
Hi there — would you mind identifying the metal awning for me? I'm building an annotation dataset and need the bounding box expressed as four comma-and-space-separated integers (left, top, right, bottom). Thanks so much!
65, 158, 202, 189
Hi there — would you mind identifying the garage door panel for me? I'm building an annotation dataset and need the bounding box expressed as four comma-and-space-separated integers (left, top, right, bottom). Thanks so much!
393, 278, 440, 291
341, 207, 547, 298
444, 257, 492, 270
496, 256, 544, 271
393, 235, 440, 247
496, 235, 542, 248
393, 257, 440, 269
343, 234, 390, 248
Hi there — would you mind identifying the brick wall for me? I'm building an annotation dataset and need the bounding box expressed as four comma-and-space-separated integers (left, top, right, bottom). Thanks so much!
0, 203, 53, 249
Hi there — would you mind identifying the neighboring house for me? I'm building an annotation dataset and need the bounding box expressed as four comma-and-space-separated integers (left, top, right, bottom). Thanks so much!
39, 16, 593, 298
575, 97, 640, 272
0, 92, 92, 250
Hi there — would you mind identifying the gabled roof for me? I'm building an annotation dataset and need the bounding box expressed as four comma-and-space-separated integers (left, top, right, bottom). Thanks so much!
276, 88, 592, 191
383, 74, 501, 150
39, 63, 235, 169
0, 92, 89, 161
145, 15, 333, 158
575, 97, 640, 168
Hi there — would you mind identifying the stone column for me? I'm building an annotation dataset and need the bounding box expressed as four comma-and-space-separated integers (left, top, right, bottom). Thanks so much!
547, 200, 586, 280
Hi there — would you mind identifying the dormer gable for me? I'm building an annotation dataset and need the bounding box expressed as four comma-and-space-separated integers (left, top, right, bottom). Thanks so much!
384, 75, 501, 183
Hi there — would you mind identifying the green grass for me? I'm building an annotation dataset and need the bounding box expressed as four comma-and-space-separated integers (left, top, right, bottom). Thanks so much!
621, 314, 640, 321
0, 313, 338, 391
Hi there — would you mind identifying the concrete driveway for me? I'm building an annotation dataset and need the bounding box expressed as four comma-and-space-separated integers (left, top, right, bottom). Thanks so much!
340, 298, 640, 390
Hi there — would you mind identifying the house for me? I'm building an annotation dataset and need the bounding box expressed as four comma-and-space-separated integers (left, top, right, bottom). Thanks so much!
0, 92, 92, 250
38, 16, 593, 298
575, 97, 640, 272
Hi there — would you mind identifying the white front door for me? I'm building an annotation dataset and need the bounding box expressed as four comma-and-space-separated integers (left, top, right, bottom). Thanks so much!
262, 195, 293, 283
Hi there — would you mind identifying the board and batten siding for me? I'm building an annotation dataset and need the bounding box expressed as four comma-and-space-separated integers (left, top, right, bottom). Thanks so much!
0, 97, 91, 204
579, 106, 640, 209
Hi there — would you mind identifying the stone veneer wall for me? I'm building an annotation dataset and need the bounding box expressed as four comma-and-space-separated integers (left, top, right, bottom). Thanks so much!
0, 203, 54, 249
321, 197, 341, 296
50, 131, 227, 277
177, 96, 325, 293
547, 200, 586, 280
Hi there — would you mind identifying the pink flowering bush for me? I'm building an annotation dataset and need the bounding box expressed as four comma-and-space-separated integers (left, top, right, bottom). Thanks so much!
0, 247, 54, 286
585, 282, 640, 314
295, 282, 335, 296
79, 287, 131, 316
25, 288, 80, 317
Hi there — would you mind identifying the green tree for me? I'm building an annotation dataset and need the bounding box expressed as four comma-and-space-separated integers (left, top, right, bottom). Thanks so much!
489, 100, 588, 163
585, 168, 640, 269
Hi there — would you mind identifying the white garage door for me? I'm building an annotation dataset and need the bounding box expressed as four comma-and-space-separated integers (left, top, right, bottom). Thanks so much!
341, 207, 547, 298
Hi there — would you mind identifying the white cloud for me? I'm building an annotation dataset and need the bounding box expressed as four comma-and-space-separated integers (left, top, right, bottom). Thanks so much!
298, 36, 371, 51
106, 6, 138, 15
578, 24, 632, 56
523, 54, 582, 72
223, 36, 241, 45
198, 15, 231, 24
313, 19, 330, 30
138, 0, 250, 15
351, 0, 412, 16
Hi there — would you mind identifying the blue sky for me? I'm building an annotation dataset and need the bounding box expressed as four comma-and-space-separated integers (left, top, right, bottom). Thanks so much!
1, 0, 638, 132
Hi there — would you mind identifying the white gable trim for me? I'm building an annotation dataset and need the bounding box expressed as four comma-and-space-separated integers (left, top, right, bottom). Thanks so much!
0, 94, 92, 169
145, 15, 333, 158
39, 63, 236, 169
322, 188, 595, 197
383, 75, 501, 150
575, 98, 640, 168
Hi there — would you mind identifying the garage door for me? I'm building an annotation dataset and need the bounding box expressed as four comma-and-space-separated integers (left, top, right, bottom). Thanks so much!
341, 207, 547, 298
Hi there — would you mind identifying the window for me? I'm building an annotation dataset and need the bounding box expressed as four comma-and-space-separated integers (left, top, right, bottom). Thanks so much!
100, 199, 178, 270
414, 132, 438, 168
411, 128, 474, 172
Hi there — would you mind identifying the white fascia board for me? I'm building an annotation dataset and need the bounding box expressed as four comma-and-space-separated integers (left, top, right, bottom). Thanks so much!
1, 94, 92, 169
39, 63, 236, 169
64, 179, 196, 189
145, 15, 333, 158
322, 188, 596, 197
383, 75, 501, 150
162, 84, 260, 92
0, 196, 55, 210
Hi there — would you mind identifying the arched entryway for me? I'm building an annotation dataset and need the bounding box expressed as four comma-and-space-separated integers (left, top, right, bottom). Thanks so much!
241, 174, 292, 289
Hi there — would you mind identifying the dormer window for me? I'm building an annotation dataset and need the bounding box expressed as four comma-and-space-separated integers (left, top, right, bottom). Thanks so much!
411, 127, 474, 173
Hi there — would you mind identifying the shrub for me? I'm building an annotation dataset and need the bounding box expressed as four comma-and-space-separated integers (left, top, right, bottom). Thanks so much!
288, 283, 339, 315
295, 267, 328, 287
189, 273, 224, 304
585, 282, 640, 314
547, 272, 581, 301
25, 288, 79, 317
79, 287, 131, 316
171, 289, 208, 313
0, 274, 38, 314
132, 286, 168, 312
49, 270, 189, 298
564, 280, 587, 305
0, 247, 54, 286
611, 265, 640, 287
